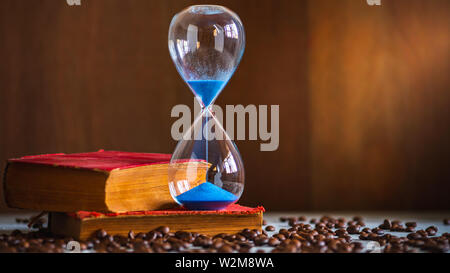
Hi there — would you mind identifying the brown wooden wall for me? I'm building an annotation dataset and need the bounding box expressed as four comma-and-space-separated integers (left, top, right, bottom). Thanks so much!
0, 0, 449, 211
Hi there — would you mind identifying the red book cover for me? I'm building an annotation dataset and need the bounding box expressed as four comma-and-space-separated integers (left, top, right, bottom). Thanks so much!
69, 204, 265, 219
8, 149, 172, 172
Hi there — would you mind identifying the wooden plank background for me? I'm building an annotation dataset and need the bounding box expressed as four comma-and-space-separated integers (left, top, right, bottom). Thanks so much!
0, 0, 449, 211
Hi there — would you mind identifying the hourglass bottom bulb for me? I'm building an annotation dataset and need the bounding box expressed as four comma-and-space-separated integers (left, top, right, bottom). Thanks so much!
176, 182, 238, 210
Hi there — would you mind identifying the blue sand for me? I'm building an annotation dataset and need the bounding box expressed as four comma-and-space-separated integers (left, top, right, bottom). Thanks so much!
187, 80, 226, 107
176, 182, 237, 210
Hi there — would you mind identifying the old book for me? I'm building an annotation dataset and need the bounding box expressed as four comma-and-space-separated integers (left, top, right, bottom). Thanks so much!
4, 150, 208, 213
49, 204, 264, 240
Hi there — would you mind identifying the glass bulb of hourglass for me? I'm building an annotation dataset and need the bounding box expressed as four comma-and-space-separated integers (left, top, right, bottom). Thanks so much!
168, 5, 245, 210
168, 5, 245, 108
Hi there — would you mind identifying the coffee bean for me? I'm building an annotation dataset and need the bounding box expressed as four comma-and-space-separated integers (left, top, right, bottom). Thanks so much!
241, 230, 257, 240
103, 235, 114, 243
146, 231, 158, 240
135, 232, 147, 240
279, 228, 289, 236
164, 232, 175, 239
405, 222, 417, 228
218, 245, 233, 253
379, 219, 391, 230
335, 229, 348, 238
252, 229, 261, 235
316, 222, 326, 228
368, 233, 379, 241
406, 226, 415, 232
407, 232, 421, 240
254, 236, 269, 246
161, 242, 171, 251
268, 238, 280, 246
289, 239, 302, 248
362, 227, 371, 233
371, 227, 384, 235
233, 234, 245, 242
417, 230, 428, 237
265, 225, 275, 231
278, 244, 297, 253
390, 223, 406, 232
135, 246, 153, 253
346, 225, 360, 234
214, 232, 227, 239
175, 231, 192, 241
425, 226, 438, 236
224, 234, 236, 242
239, 246, 251, 253
156, 226, 170, 235
95, 229, 108, 239
357, 221, 365, 226
274, 233, 286, 241
444, 219, 450, 225
113, 235, 128, 246
212, 239, 224, 249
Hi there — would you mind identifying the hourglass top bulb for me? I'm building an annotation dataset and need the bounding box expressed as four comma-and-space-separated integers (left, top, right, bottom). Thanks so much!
168, 5, 245, 108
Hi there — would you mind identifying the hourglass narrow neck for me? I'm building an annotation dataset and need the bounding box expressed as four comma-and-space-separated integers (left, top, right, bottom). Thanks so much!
200, 105, 217, 119
187, 80, 226, 108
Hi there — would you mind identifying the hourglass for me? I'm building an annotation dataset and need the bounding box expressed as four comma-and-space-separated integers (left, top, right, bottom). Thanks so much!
168, 5, 245, 210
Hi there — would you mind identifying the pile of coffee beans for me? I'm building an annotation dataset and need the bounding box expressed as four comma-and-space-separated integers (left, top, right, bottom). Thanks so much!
0, 216, 448, 253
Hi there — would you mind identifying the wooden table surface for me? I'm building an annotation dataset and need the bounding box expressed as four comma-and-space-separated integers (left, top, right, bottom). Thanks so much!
1, 211, 449, 253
